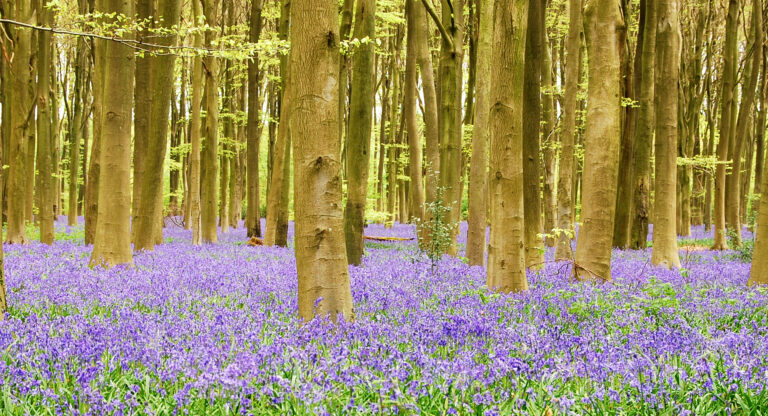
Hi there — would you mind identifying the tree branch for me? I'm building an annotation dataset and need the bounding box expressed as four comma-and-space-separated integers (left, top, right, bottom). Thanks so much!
0, 18, 246, 58
419, 0, 454, 51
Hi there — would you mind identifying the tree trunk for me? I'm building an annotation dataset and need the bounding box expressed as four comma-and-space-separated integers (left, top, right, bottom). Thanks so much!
133, 0, 181, 251
85, 29, 105, 246
5, 1, 34, 244
629, 0, 657, 250
466, 0, 492, 266
200, 0, 221, 244
264, 0, 291, 247
131, 0, 154, 241
713, 0, 740, 250
404, 2, 425, 228
188, 0, 204, 245
725, 0, 762, 247
344, 0, 376, 265
291, 0, 354, 322
520, 0, 545, 267
574, 0, 623, 281
89, 0, 135, 268
415, 2, 440, 218
246, 0, 264, 238
555, 0, 583, 260
651, 0, 681, 269
434, 0, 465, 255
487, 0, 528, 293
36, 0, 55, 245
541, 25, 557, 249
386, 29, 403, 226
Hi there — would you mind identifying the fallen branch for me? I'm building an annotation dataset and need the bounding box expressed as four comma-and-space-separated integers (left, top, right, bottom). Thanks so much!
364, 236, 414, 242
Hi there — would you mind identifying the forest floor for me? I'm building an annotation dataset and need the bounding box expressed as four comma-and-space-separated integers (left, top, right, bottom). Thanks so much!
0, 218, 766, 415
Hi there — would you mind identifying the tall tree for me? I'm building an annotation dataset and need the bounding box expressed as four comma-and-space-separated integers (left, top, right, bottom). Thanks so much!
629, 0, 656, 249
85, 23, 105, 246
466, 0, 493, 266
404, 0, 425, 226
344, 0, 376, 265
541, 19, 557, 248
131, 0, 154, 242
291, 0, 354, 321
712, 0, 740, 250
134, 0, 182, 251
246, 0, 264, 238
4, 0, 34, 244
36, 0, 55, 245
423, 0, 465, 254
487, 0, 528, 293
725, 0, 762, 247
90, 0, 136, 268
651, 0, 681, 269
200, 0, 221, 244
573, 0, 623, 281
188, 0, 204, 245
522, 0, 544, 267
555, 0, 583, 260
415, 1, 440, 227
264, 0, 292, 247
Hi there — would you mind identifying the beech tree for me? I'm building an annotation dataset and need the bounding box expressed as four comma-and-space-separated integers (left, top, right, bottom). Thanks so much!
487, 0, 528, 293
573, 0, 623, 282
89, 0, 135, 268
133, 0, 182, 252
4, 1, 34, 245
344, 0, 376, 266
466, 0, 493, 266
291, 0, 354, 321
555, 0, 583, 261
651, 0, 681, 269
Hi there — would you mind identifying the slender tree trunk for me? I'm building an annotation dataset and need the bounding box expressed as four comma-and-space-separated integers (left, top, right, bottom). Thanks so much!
36, 0, 55, 245
713, 0, 740, 250
291, 0, 354, 322
265, 0, 291, 247
466, 0, 492, 266
188, 0, 204, 244
133, 0, 181, 251
541, 25, 557, 248
522, 0, 544, 267
5, 1, 34, 244
131, 0, 154, 241
404, 2, 425, 228
219, 77, 232, 234
725, 0, 762, 247
555, 0, 583, 260
651, 0, 681, 269
200, 0, 221, 244
612, 1, 635, 249
487, 0, 528, 293
433, 0, 465, 255
630, 0, 656, 250
573, 0, 623, 281
415, 3, 440, 217
85, 30, 104, 246
377, 73, 389, 214
386, 29, 403, 226
246, 0, 264, 238
90, 0, 135, 268
344, 0, 376, 265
